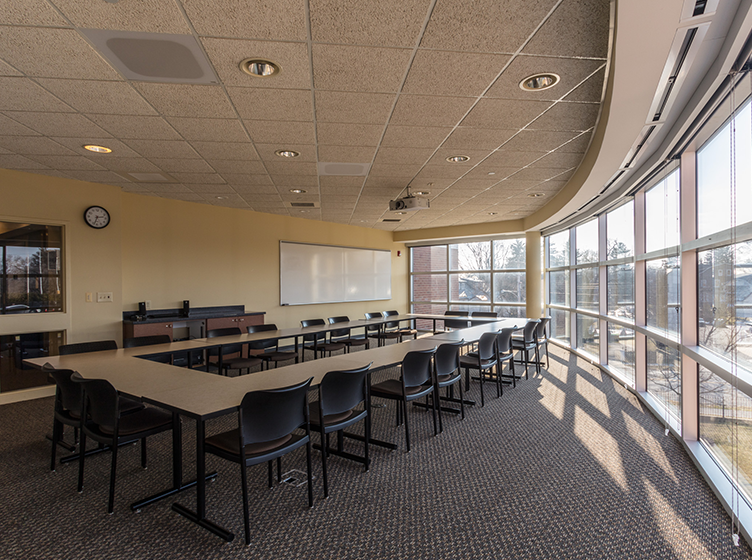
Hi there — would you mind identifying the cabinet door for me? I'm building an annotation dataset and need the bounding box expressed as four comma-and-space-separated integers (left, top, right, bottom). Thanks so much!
206, 315, 263, 332
132, 322, 174, 340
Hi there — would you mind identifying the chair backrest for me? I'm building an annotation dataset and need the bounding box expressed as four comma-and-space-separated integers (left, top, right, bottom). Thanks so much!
72, 373, 119, 434
364, 312, 383, 333
327, 316, 351, 339
247, 324, 280, 351
207, 327, 243, 356
50, 369, 82, 416
496, 327, 517, 354
238, 377, 313, 445
384, 310, 400, 330
477, 332, 498, 361
301, 319, 326, 343
435, 341, 464, 377
536, 317, 551, 340
444, 310, 469, 329
401, 348, 436, 388
522, 320, 540, 344
59, 340, 118, 355
123, 335, 171, 348
472, 311, 498, 318
319, 363, 372, 417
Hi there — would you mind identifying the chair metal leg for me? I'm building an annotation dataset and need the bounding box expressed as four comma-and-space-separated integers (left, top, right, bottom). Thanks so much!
479, 366, 485, 408
108, 441, 118, 514
50, 418, 62, 471
436, 387, 444, 434
403, 400, 411, 452
277, 457, 282, 483
240, 462, 251, 546
459, 379, 465, 420
267, 461, 273, 488
364, 412, 370, 471
141, 438, 147, 468
431, 387, 439, 436
77, 431, 87, 493
320, 427, 329, 498
305, 439, 314, 508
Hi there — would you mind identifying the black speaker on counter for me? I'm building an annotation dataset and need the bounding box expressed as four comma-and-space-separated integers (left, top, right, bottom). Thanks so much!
182, 300, 190, 317
138, 301, 147, 315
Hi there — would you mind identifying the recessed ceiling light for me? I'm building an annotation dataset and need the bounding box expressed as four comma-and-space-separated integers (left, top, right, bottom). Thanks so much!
488, 212, 498, 215
215, 196, 228, 199
519, 73, 560, 91
528, 192, 546, 198
289, 188, 306, 194
240, 58, 280, 78
83, 144, 112, 154
446, 155, 470, 163
487, 172, 496, 176
275, 149, 300, 158
299, 210, 308, 213
413, 191, 430, 196
396, 211, 407, 215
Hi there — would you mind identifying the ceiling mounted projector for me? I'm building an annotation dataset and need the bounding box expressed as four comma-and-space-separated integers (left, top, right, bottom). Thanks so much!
389, 187, 430, 212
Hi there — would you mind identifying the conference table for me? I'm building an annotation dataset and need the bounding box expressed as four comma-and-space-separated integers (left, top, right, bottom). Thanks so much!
27, 317, 524, 543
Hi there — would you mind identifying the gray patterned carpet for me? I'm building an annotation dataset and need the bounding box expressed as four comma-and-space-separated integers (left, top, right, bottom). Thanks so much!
2, 345, 752, 559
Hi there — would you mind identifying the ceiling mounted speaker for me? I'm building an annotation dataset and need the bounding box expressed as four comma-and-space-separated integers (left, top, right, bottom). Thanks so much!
81, 29, 218, 84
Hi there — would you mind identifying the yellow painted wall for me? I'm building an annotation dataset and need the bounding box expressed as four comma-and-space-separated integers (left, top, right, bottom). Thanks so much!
120, 194, 408, 328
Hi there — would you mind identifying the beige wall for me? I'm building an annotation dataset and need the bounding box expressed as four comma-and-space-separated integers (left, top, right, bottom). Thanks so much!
121, 194, 408, 329
0, 169, 408, 353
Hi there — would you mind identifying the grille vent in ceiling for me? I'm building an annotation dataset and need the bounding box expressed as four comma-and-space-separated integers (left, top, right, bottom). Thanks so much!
382, 219, 401, 222
653, 28, 698, 122
290, 202, 316, 208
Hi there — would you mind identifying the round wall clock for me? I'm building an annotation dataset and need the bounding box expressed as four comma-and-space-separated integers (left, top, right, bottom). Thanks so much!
84, 205, 110, 229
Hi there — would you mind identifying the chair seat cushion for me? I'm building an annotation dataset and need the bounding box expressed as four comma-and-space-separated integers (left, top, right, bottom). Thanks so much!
103, 406, 172, 436
306, 342, 346, 353
343, 337, 368, 346
205, 428, 294, 457
222, 357, 263, 370
459, 355, 496, 368
260, 351, 297, 362
511, 339, 535, 349
308, 401, 362, 428
119, 396, 145, 415
371, 379, 426, 397
436, 372, 461, 384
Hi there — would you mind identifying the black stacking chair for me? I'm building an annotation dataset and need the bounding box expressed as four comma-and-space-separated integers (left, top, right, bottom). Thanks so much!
59, 340, 118, 355
384, 310, 418, 341
536, 317, 551, 369
459, 331, 499, 407
496, 327, 518, 388
72, 373, 175, 513
443, 310, 469, 331
471, 311, 498, 326
364, 312, 400, 347
512, 319, 542, 378
327, 316, 370, 352
433, 340, 466, 432
300, 319, 346, 361
246, 324, 298, 369
309, 363, 372, 498
207, 327, 262, 376
370, 347, 438, 451
204, 377, 314, 546
123, 334, 172, 364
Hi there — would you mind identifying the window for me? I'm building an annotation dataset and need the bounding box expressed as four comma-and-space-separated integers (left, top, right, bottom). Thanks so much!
0, 331, 63, 392
646, 256, 681, 337
576, 267, 599, 311
606, 201, 634, 259
576, 219, 599, 264
607, 324, 635, 384
549, 270, 570, 306
647, 338, 681, 421
607, 264, 634, 321
548, 230, 569, 267
550, 308, 571, 344
645, 169, 680, 252
576, 314, 599, 357
1, 222, 63, 314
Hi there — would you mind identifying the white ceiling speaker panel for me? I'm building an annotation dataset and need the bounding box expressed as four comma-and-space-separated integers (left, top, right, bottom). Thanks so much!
81, 30, 219, 84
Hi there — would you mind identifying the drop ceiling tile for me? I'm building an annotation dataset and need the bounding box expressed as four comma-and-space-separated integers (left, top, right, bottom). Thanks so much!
320, 194, 359, 204
264, 161, 317, 175
486, 56, 605, 101
143, 184, 193, 193
243, 193, 282, 203
203, 159, 267, 174
64, 170, 132, 184
157, 193, 206, 202
232, 185, 278, 194
244, 120, 315, 145
372, 147, 433, 166
206, 196, 250, 208
317, 123, 384, 147
220, 173, 273, 186
523, 0, 611, 59
25, 155, 105, 170
189, 141, 259, 161
511, 166, 571, 182
0, 59, 23, 77
319, 176, 363, 188
0, 27, 122, 80
390, 95, 475, 127
134, 83, 236, 118
404, 50, 509, 97
530, 101, 600, 131
118, 184, 150, 192
228, 88, 312, 121
557, 133, 592, 153
148, 158, 215, 173
256, 143, 316, 162
494, 179, 541, 193
166, 117, 248, 142
279, 193, 319, 203
379, 125, 451, 149
0, 0, 71, 26
462, 98, 552, 129
0, 136, 75, 155
171, 172, 226, 184
442, 127, 517, 151
318, 145, 376, 163
482, 150, 545, 168
315, 91, 395, 124
427, 148, 493, 167
0, 114, 42, 136
51, 136, 140, 157
52, 0, 191, 33
411, 164, 465, 180
122, 139, 200, 159
420, 0, 558, 53
497, 129, 579, 152
312, 44, 411, 93
269, 174, 320, 187
189, 184, 237, 194
87, 115, 180, 140
368, 163, 422, 177
565, 67, 606, 103
0, 154, 50, 169
86, 157, 162, 173
0, 77, 74, 112
37, 79, 155, 115
182, 0, 307, 40
4, 111, 108, 138
533, 150, 584, 168
320, 186, 361, 197
202, 38, 310, 89
363, 176, 412, 189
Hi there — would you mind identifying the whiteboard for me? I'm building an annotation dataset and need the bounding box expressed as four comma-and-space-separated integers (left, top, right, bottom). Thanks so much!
280, 242, 392, 305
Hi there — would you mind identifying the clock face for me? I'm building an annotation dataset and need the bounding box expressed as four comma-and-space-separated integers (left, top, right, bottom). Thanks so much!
84, 206, 110, 229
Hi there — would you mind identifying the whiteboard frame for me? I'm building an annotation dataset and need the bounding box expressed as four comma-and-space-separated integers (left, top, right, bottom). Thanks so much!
279, 241, 392, 306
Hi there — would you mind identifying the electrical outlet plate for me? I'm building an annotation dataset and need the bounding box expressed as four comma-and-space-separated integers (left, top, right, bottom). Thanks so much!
97, 292, 113, 303
145, 300, 151, 310
85, 292, 93, 303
